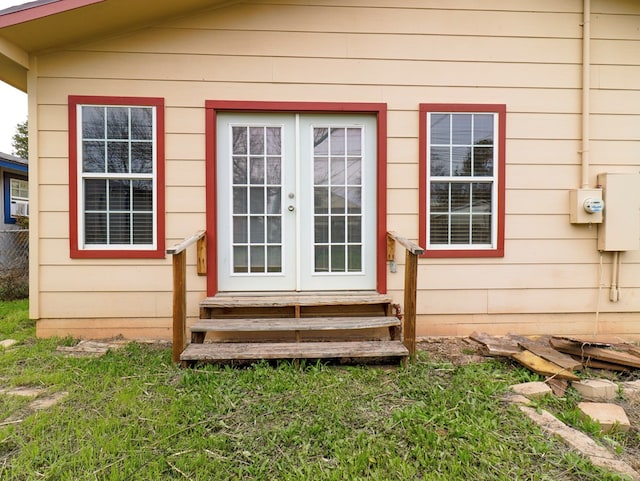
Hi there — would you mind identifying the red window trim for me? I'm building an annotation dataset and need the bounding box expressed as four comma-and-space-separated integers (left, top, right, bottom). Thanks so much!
205, 100, 388, 296
68, 95, 165, 259
418, 103, 506, 258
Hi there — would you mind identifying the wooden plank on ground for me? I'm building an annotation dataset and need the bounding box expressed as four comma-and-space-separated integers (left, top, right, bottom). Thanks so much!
511, 350, 580, 381
180, 341, 409, 362
569, 356, 631, 372
623, 344, 640, 358
546, 378, 569, 397
550, 338, 640, 369
516, 338, 583, 371
191, 316, 401, 333
554, 335, 613, 348
469, 332, 521, 357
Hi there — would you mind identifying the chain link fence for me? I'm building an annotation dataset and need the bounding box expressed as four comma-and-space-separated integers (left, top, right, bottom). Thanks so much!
0, 229, 29, 301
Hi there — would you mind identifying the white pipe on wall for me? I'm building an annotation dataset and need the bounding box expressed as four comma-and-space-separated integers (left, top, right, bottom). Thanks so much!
581, 0, 591, 188
610, 251, 620, 302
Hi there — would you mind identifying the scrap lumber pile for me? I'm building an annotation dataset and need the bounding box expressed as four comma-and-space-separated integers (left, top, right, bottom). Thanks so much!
470, 332, 640, 379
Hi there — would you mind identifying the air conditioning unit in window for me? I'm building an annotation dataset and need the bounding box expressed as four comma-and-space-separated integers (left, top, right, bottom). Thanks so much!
11, 200, 29, 218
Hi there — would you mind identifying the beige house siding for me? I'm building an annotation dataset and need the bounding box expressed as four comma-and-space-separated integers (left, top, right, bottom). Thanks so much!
31, 0, 640, 339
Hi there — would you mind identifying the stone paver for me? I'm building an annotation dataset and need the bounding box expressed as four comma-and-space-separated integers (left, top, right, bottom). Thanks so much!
0, 386, 45, 397
621, 380, 640, 401
578, 402, 631, 434
56, 340, 119, 358
29, 391, 68, 411
0, 339, 18, 349
503, 393, 531, 405
510, 381, 552, 399
519, 405, 640, 481
573, 379, 618, 402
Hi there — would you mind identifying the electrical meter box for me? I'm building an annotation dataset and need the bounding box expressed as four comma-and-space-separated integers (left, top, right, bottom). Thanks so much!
597, 173, 640, 251
569, 188, 603, 224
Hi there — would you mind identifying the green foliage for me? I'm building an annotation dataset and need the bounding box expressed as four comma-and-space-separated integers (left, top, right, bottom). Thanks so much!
0, 271, 28, 302
11, 119, 28, 159
0, 300, 31, 340
0, 303, 630, 480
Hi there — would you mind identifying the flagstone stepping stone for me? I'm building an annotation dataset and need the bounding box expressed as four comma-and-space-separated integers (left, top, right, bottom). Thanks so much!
0, 386, 45, 397
578, 402, 631, 434
56, 340, 115, 357
621, 380, 640, 401
29, 391, 68, 411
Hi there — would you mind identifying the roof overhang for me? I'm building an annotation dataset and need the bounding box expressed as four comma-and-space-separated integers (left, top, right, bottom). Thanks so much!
0, 0, 239, 92
0, 152, 28, 172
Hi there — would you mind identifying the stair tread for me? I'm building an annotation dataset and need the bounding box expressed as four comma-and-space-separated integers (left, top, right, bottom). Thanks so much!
191, 316, 400, 333
200, 292, 392, 309
181, 340, 409, 361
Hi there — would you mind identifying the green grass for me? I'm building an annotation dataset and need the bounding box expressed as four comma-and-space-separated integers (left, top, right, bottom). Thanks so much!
0, 300, 631, 480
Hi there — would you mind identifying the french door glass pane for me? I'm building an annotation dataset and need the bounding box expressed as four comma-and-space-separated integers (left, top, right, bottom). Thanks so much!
313, 126, 363, 273
232, 125, 283, 274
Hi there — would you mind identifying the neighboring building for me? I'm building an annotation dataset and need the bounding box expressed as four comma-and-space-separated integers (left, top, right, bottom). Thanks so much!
0, 150, 28, 300
0, 151, 28, 227
0, 0, 638, 340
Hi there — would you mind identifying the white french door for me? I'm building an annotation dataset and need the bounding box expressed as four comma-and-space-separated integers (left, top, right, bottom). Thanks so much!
216, 113, 377, 292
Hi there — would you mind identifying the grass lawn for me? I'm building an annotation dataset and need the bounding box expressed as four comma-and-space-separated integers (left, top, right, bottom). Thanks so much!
0, 300, 632, 480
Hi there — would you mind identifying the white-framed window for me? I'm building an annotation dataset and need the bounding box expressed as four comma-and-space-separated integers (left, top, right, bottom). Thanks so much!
420, 104, 506, 258
10, 177, 29, 218
78, 105, 155, 248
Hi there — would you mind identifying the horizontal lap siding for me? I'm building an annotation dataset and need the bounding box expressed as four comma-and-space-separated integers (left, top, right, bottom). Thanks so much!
32, 0, 640, 338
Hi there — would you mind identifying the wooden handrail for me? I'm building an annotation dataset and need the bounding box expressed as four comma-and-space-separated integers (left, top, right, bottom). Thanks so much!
387, 231, 424, 361
167, 229, 206, 255
387, 231, 424, 255
167, 230, 207, 363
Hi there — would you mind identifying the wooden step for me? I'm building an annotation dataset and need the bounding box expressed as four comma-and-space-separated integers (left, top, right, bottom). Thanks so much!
191, 316, 401, 334
200, 292, 393, 309
180, 340, 409, 364
200, 292, 395, 320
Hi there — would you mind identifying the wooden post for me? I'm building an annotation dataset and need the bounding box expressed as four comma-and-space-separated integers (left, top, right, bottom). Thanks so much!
167, 230, 206, 365
196, 235, 207, 276
172, 250, 187, 363
403, 249, 419, 360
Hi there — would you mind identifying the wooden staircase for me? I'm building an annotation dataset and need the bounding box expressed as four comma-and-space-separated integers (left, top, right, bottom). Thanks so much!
179, 292, 409, 366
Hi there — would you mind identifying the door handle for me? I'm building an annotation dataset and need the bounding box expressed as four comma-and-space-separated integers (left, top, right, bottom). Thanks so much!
288, 205, 295, 212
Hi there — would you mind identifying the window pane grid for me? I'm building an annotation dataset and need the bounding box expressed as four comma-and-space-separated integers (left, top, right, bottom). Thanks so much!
428, 112, 497, 249
231, 125, 283, 274
80, 105, 155, 248
313, 126, 363, 273
10, 178, 29, 200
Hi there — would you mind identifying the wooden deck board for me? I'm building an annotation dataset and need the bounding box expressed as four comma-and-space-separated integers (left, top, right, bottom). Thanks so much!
180, 341, 409, 362
191, 316, 401, 333
200, 292, 393, 309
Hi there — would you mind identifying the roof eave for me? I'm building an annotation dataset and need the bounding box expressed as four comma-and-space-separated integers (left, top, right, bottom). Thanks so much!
0, 34, 30, 91
0, 0, 105, 29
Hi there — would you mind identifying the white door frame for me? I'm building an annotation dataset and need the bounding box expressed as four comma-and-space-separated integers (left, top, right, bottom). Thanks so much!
205, 101, 388, 296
